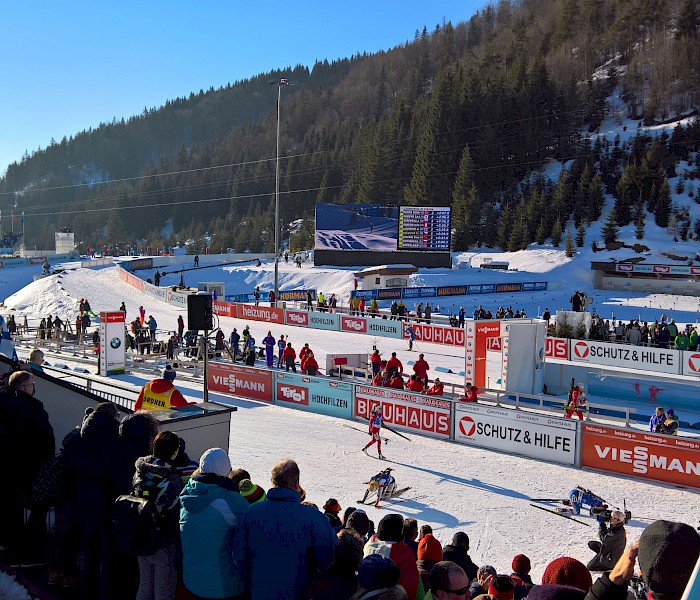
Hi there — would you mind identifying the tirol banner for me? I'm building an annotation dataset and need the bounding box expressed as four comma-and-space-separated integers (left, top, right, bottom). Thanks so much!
274, 372, 352, 418
355, 385, 451, 439
454, 403, 578, 465
99, 311, 125, 376
208, 363, 273, 402
582, 424, 700, 488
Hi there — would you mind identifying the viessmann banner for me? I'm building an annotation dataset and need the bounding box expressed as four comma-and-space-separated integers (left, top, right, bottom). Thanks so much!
454, 403, 578, 465
355, 386, 451, 439
207, 363, 273, 402
274, 372, 352, 419
569, 340, 679, 374
582, 424, 700, 489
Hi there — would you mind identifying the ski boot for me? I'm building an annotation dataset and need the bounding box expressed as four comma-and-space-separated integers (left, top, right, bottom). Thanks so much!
378, 452, 386, 460
362, 446, 369, 455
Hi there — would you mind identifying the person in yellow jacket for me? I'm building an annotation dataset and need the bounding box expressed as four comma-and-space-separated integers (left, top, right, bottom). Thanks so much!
135, 364, 189, 411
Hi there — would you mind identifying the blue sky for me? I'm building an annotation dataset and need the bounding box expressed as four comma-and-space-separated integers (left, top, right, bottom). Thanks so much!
1, 1, 484, 179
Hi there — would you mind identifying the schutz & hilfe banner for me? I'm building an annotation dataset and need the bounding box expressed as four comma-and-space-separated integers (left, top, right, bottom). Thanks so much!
355, 386, 451, 439
582, 424, 700, 488
570, 339, 678, 374
454, 403, 577, 465
274, 372, 352, 418
99, 311, 125, 376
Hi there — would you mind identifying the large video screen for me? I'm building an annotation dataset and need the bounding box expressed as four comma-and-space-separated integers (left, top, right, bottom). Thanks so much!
315, 203, 399, 251
398, 206, 451, 251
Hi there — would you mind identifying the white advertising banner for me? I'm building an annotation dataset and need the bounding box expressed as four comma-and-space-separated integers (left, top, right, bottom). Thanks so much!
355, 385, 452, 439
681, 350, 700, 378
167, 289, 189, 308
454, 403, 578, 465
99, 311, 125, 376
569, 340, 679, 374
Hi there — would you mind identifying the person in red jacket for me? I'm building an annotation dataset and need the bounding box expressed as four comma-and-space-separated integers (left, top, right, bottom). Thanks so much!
388, 372, 405, 389
364, 514, 420, 600
565, 383, 586, 420
282, 342, 297, 372
406, 375, 424, 393
301, 351, 319, 376
135, 365, 189, 411
425, 378, 444, 396
372, 370, 388, 387
369, 349, 383, 376
412, 354, 430, 387
299, 343, 312, 363
385, 352, 403, 378
465, 383, 479, 402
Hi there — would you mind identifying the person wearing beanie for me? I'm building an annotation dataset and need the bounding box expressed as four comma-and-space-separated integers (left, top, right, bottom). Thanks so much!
541, 557, 592, 592
488, 575, 516, 600
525, 584, 585, 600
364, 513, 420, 600
442, 532, 479, 581
417, 534, 443, 592
134, 364, 189, 411
179, 447, 249, 599
323, 498, 343, 528
234, 459, 337, 599
511, 554, 534, 586
355, 554, 402, 599
239, 479, 266, 504
586, 521, 700, 600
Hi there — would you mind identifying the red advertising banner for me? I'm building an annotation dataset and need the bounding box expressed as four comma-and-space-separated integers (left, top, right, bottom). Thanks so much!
545, 337, 569, 360
236, 303, 284, 324
582, 424, 700, 488
409, 323, 465, 347
355, 385, 451, 438
119, 267, 145, 291
213, 301, 236, 317
207, 363, 273, 402
469, 321, 502, 388
340, 315, 368, 334
285, 310, 309, 327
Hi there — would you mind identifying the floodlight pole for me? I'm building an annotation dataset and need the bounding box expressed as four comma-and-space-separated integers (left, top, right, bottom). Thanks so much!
270, 78, 290, 304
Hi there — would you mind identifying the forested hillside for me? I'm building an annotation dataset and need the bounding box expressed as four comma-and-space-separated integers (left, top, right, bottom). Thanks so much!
1, 0, 699, 252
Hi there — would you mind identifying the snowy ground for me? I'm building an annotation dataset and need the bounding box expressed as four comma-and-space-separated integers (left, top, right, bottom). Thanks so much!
1, 258, 699, 589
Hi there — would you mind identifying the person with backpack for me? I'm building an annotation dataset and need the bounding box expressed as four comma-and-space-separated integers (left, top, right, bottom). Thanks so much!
180, 448, 250, 599
129, 431, 185, 600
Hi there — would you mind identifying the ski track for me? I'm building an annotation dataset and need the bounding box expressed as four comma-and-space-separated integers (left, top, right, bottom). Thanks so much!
0, 261, 698, 581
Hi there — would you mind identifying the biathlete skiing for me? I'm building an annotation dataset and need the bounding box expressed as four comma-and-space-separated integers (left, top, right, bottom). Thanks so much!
362, 404, 385, 459
359, 468, 397, 507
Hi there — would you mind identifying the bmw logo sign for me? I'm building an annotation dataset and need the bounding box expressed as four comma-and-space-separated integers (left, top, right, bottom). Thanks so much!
110, 337, 122, 349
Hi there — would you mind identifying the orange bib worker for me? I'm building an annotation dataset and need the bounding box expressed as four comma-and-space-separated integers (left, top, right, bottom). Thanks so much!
135, 364, 189, 411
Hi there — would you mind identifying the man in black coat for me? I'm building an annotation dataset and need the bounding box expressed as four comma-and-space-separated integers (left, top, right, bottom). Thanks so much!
442, 532, 478, 581
0, 370, 55, 563
587, 511, 627, 572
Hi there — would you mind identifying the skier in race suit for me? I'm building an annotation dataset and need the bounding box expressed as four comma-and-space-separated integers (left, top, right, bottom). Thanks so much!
362, 404, 385, 459
568, 486, 605, 517
361, 468, 397, 507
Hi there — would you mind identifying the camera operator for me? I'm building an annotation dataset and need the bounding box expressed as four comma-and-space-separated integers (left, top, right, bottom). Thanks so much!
587, 510, 627, 572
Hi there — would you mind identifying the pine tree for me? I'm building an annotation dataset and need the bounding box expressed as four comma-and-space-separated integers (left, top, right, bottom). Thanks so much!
551, 217, 563, 247
602, 208, 619, 245
451, 145, 481, 250
535, 220, 547, 245
497, 204, 513, 250
576, 221, 586, 247
565, 231, 575, 257
634, 203, 646, 239
655, 179, 672, 227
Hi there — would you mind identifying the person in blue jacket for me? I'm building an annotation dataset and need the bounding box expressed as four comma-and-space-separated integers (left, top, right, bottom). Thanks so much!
262, 331, 276, 368
234, 458, 337, 600
179, 448, 249, 600
568, 486, 605, 517
649, 406, 666, 432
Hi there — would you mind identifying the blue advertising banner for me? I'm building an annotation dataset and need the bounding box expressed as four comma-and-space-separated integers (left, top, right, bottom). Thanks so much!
403, 286, 437, 298
522, 282, 548, 291
377, 288, 402, 300
280, 289, 316, 301
274, 372, 353, 418
308, 312, 340, 331
468, 284, 485, 294
437, 285, 467, 296
352, 290, 377, 300
367, 318, 403, 339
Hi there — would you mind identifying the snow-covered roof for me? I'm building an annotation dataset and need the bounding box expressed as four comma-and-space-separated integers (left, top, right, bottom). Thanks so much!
354, 264, 418, 277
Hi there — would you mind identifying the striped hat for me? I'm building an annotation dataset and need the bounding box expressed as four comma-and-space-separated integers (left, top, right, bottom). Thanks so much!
239, 479, 266, 504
